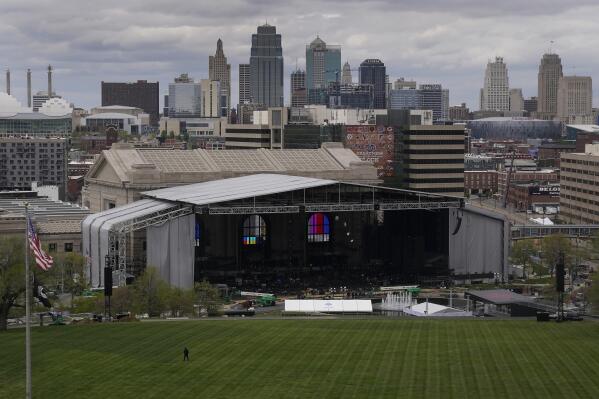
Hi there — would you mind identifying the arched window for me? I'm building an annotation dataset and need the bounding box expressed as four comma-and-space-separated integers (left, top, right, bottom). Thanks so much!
242, 215, 266, 245
308, 213, 330, 242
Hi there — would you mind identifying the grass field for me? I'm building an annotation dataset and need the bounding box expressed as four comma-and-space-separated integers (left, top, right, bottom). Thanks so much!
1, 319, 599, 398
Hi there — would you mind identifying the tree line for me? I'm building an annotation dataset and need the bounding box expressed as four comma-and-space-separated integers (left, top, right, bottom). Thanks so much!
0, 235, 221, 330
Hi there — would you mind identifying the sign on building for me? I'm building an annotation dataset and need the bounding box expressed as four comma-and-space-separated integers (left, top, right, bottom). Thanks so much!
529, 185, 560, 196
345, 125, 395, 177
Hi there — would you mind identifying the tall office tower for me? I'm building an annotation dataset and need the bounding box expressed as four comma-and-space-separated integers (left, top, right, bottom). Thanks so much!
394, 78, 417, 90
290, 69, 306, 108
537, 53, 563, 120
419, 84, 445, 121
239, 63, 250, 105
200, 79, 221, 118
480, 57, 510, 111
305, 36, 341, 89
441, 89, 449, 119
101, 80, 160, 125
557, 76, 593, 123
524, 96, 538, 114
168, 73, 201, 118
509, 88, 524, 112
341, 61, 352, 85
359, 59, 386, 109
388, 88, 421, 110
209, 38, 231, 118
394, 111, 465, 197
249, 24, 284, 107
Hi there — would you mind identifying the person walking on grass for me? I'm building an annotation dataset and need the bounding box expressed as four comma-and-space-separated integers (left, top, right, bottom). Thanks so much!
183, 347, 189, 361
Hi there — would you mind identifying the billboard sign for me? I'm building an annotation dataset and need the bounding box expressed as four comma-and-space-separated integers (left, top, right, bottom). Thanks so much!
345, 125, 395, 177
529, 185, 560, 196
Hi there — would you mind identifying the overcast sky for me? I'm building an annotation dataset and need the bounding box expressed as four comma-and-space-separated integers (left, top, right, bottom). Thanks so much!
1, 0, 598, 110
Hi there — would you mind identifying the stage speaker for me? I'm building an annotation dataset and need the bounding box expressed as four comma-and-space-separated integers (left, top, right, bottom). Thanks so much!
104, 267, 113, 296
555, 253, 565, 293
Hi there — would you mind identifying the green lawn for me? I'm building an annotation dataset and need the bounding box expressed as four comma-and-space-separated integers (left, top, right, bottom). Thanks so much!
1, 319, 599, 398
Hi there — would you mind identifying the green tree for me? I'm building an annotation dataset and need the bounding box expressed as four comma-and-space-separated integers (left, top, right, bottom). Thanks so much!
130, 267, 169, 317
541, 234, 572, 277
586, 272, 599, 314
166, 287, 195, 317
110, 286, 134, 315
0, 236, 25, 331
194, 280, 222, 316
117, 130, 129, 143
510, 240, 536, 279
47, 252, 88, 308
159, 130, 167, 144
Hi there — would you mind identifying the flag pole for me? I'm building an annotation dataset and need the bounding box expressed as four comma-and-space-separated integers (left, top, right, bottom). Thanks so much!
24, 202, 32, 399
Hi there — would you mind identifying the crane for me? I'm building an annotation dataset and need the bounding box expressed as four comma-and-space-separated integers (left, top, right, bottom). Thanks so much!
502, 147, 517, 208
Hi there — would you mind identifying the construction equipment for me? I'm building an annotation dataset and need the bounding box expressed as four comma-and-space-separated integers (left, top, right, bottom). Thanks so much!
240, 291, 277, 307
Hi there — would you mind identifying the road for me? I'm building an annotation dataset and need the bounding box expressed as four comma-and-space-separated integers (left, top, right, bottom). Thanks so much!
467, 196, 538, 225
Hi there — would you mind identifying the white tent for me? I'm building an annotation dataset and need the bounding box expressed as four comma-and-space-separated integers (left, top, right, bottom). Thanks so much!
403, 302, 472, 317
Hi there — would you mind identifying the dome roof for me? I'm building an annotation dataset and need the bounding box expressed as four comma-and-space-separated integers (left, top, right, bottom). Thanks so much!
39, 97, 73, 117
0, 92, 29, 117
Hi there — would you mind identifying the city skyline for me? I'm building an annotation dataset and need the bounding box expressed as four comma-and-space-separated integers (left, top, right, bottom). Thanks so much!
1, 0, 599, 110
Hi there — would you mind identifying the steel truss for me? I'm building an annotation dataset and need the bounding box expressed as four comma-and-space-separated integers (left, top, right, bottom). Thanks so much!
511, 224, 599, 240
379, 201, 462, 210
107, 206, 193, 286
305, 203, 375, 212
209, 206, 300, 215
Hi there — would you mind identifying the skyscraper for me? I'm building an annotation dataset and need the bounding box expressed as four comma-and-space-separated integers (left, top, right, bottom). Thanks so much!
509, 88, 524, 112
480, 57, 510, 111
249, 24, 284, 107
239, 64, 250, 105
290, 69, 306, 108
537, 53, 563, 119
394, 78, 416, 90
359, 59, 386, 109
341, 62, 352, 85
557, 76, 593, 123
305, 36, 341, 89
419, 84, 445, 121
441, 89, 449, 120
209, 38, 231, 118
200, 79, 221, 118
168, 73, 201, 118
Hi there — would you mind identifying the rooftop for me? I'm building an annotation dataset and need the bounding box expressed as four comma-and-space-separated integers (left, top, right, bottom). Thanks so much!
566, 124, 599, 133
86, 143, 379, 186
0, 196, 90, 222
467, 289, 534, 305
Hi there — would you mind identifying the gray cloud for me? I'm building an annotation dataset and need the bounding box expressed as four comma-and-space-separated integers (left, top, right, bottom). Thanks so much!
1, 0, 598, 110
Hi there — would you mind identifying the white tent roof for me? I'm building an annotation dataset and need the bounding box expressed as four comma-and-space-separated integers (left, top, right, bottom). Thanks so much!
529, 217, 554, 226
82, 199, 177, 287
142, 174, 337, 206
409, 302, 451, 315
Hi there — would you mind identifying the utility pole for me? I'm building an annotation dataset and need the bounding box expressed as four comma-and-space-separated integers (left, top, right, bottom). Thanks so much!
24, 203, 32, 399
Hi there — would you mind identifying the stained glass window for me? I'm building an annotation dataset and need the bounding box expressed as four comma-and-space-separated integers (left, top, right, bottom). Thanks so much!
242, 215, 266, 246
308, 213, 330, 242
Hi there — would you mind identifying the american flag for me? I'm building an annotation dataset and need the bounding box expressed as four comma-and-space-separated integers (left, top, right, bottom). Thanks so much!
27, 216, 53, 271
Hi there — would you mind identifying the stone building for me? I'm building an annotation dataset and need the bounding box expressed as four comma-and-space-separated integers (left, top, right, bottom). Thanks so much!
82, 143, 380, 212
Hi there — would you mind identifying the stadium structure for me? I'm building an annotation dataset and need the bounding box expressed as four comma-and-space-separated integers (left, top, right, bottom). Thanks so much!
82, 174, 507, 291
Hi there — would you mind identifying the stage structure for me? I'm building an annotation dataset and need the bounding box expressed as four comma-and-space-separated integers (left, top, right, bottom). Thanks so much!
83, 174, 468, 290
